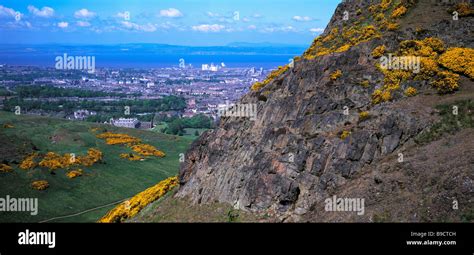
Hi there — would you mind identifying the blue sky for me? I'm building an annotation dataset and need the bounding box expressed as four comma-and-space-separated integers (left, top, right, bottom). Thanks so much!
0, 0, 340, 46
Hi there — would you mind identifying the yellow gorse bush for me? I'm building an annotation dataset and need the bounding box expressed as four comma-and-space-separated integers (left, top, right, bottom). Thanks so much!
391, 6, 407, 18
340, 130, 351, 140
330, 70, 342, 81
374, 13, 385, 21
0, 164, 13, 173
431, 71, 460, 93
66, 169, 83, 179
97, 132, 166, 161
360, 79, 370, 88
372, 45, 386, 58
19, 153, 38, 170
359, 111, 370, 120
380, 0, 392, 11
386, 22, 400, 31
98, 176, 178, 223
438, 47, 474, 79
404, 87, 417, 96
303, 0, 416, 61
303, 24, 381, 61
335, 44, 351, 53
416, 57, 439, 80
372, 89, 392, 104
76, 148, 103, 166
38, 148, 102, 170
38, 152, 70, 170
422, 37, 445, 53
97, 132, 142, 145
97, 132, 166, 160
250, 65, 290, 91
131, 144, 166, 157
31, 180, 49, 190
119, 153, 143, 161
454, 2, 473, 17
381, 90, 392, 101
374, 37, 471, 102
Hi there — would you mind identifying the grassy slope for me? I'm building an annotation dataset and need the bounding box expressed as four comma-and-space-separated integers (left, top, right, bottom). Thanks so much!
151, 122, 209, 138
0, 111, 193, 222
129, 189, 269, 223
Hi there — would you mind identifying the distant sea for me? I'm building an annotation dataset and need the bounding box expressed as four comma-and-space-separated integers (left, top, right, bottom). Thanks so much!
0, 43, 308, 69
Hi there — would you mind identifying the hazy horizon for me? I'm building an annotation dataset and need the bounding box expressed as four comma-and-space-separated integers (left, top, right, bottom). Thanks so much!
0, 43, 308, 68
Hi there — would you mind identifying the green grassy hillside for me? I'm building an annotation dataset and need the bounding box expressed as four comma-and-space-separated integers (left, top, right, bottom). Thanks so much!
0, 111, 193, 222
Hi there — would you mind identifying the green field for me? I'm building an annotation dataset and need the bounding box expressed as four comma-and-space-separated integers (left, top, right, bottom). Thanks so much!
151, 122, 209, 138
0, 111, 193, 222
183, 128, 208, 137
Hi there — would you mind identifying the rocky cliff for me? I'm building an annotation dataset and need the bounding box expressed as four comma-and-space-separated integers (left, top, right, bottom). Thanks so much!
176, 0, 474, 222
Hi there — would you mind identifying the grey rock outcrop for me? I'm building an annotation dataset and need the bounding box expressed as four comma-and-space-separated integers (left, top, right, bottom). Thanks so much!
175, 0, 474, 221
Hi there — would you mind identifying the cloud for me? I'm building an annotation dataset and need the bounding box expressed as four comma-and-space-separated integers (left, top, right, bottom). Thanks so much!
158, 21, 179, 30
57, 22, 69, 28
76, 21, 91, 27
121, 21, 157, 32
247, 25, 257, 30
206, 11, 220, 18
292, 16, 312, 22
159, 8, 183, 18
310, 27, 324, 33
0, 5, 18, 18
74, 9, 96, 19
191, 24, 225, 32
2, 20, 31, 29
28, 6, 54, 18
262, 25, 296, 33
116, 11, 130, 19
280, 26, 296, 32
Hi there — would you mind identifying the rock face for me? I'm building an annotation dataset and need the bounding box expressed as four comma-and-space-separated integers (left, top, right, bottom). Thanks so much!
176, 0, 474, 221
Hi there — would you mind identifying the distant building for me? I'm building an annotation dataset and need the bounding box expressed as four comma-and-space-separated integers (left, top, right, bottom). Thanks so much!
209, 63, 219, 72
202, 63, 219, 72
138, 121, 153, 129
187, 98, 196, 109
74, 110, 96, 120
183, 109, 196, 118
111, 118, 140, 128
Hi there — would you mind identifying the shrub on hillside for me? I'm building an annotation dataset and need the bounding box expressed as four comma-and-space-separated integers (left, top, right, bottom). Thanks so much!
0, 164, 13, 173
98, 176, 178, 223
31, 180, 49, 190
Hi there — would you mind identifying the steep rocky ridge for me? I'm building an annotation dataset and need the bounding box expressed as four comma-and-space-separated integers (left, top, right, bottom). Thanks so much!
175, 0, 474, 222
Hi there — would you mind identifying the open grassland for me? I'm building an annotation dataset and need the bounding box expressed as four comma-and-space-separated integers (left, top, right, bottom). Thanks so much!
0, 111, 193, 222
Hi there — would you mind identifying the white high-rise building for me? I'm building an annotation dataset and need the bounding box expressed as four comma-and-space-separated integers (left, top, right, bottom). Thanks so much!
209, 63, 218, 72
